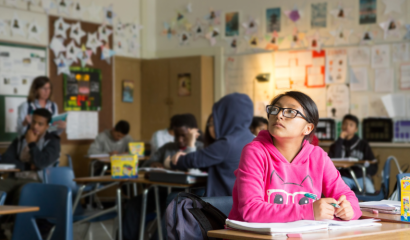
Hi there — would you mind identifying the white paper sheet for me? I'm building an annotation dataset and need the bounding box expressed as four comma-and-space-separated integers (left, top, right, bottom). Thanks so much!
5, 97, 26, 133
392, 42, 410, 62
326, 49, 347, 84
400, 64, 410, 90
371, 45, 390, 69
374, 68, 394, 93
326, 84, 350, 118
349, 67, 368, 92
66, 111, 98, 140
348, 46, 370, 66
381, 94, 407, 118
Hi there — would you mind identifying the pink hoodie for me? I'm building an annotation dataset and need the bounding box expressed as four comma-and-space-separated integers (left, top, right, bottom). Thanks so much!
228, 130, 362, 222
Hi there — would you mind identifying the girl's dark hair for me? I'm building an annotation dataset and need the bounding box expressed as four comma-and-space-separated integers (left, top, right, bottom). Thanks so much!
269, 91, 319, 143
204, 114, 215, 147
27, 76, 52, 102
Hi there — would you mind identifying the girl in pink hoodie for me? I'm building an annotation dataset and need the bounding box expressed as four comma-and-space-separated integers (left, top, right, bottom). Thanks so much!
228, 91, 361, 222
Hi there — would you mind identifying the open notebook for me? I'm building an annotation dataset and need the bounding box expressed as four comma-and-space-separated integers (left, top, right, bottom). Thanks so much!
225, 219, 381, 235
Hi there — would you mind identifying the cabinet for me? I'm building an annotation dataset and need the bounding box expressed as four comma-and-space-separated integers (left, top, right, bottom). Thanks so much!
141, 56, 214, 140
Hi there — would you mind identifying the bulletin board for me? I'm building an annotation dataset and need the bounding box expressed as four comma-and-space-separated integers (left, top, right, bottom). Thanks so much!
0, 42, 47, 142
48, 16, 113, 144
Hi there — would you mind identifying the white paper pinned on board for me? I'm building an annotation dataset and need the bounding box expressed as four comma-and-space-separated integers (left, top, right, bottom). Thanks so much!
349, 67, 368, 92
381, 94, 406, 118
400, 64, 410, 90
348, 46, 370, 66
374, 68, 394, 93
371, 45, 390, 69
66, 111, 98, 140
392, 42, 409, 62
326, 84, 350, 118
5, 97, 26, 133
326, 49, 347, 84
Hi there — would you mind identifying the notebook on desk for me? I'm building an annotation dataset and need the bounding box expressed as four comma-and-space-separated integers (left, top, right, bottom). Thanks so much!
330, 157, 359, 162
0, 164, 16, 170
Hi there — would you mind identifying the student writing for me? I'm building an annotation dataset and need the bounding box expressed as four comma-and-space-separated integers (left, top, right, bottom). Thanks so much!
328, 114, 377, 193
228, 91, 361, 223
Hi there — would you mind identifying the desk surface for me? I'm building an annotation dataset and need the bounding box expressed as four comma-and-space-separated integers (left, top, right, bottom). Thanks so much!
208, 222, 410, 240
361, 211, 406, 224
73, 175, 201, 188
0, 206, 39, 215
332, 160, 376, 169
89, 156, 149, 163
0, 169, 20, 173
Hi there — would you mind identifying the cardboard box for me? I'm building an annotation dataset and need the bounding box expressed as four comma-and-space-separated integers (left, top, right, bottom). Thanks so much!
111, 155, 138, 179
129, 142, 145, 157
401, 179, 410, 221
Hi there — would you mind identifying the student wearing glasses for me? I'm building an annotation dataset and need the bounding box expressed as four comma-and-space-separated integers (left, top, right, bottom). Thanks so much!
228, 91, 361, 223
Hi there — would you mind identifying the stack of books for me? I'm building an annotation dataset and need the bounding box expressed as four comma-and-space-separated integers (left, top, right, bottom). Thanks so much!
359, 200, 401, 214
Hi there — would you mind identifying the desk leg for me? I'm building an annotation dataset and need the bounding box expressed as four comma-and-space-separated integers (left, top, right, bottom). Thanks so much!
361, 166, 367, 194
348, 168, 363, 193
133, 183, 138, 197
139, 188, 149, 240
117, 186, 123, 240
154, 186, 163, 240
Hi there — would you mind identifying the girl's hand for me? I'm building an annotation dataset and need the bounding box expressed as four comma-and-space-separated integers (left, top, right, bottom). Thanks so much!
187, 128, 199, 147
171, 151, 186, 166
56, 120, 67, 129
313, 198, 337, 220
335, 195, 354, 220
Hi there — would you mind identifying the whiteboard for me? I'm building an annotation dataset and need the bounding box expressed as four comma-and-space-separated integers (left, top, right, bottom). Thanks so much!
0, 44, 47, 96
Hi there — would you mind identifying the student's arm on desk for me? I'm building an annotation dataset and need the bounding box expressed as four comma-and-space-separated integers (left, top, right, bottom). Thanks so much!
87, 134, 105, 155
328, 138, 344, 158
171, 139, 229, 171
141, 145, 165, 167
0, 139, 29, 170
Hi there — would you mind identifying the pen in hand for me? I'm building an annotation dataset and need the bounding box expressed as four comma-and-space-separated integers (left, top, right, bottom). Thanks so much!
304, 193, 341, 208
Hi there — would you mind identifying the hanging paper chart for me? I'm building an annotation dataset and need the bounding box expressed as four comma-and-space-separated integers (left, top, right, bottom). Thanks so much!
63, 67, 102, 111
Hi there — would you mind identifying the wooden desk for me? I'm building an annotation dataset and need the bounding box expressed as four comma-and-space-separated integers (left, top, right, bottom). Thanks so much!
88, 156, 149, 163
361, 211, 406, 224
0, 169, 20, 173
0, 206, 39, 215
208, 222, 410, 240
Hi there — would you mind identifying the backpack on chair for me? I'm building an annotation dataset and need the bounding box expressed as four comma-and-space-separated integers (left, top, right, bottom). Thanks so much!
166, 192, 227, 240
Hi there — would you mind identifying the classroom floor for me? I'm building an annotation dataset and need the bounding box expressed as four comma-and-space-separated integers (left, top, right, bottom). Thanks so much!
74, 220, 114, 240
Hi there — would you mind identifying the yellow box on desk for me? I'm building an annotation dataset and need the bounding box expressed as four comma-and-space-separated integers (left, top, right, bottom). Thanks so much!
111, 155, 138, 179
129, 142, 145, 157
401, 179, 410, 221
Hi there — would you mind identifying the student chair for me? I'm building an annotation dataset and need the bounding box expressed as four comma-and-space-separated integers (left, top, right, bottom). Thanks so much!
201, 196, 233, 217
0, 191, 6, 205
65, 154, 74, 170
12, 183, 73, 240
396, 173, 410, 200
355, 156, 399, 201
43, 167, 117, 240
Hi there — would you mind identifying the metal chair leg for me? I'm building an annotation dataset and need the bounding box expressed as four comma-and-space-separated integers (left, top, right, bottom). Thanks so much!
82, 222, 92, 240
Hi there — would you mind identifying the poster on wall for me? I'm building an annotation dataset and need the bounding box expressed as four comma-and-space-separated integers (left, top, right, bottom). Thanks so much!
325, 49, 347, 84
63, 67, 102, 111
225, 11, 240, 37
177, 73, 191, 96
359, 0, 377, 25
311, 3, 327, 28
265, 7, 281, 33
122, 80, 134, 103
326, 84, 350, 119
4, 96, 26, 133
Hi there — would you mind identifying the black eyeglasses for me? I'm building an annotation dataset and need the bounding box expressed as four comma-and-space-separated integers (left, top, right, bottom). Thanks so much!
266, 105, 310, 122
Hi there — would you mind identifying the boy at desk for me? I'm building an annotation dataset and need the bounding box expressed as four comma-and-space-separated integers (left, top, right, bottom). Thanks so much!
0, 109, 60, 203
88, 120, 133, 156
328, 114, 377, 194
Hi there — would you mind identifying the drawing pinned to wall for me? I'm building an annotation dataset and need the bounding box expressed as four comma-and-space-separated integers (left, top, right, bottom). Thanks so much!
225, 11, 240, 37
97, 24, 112, 43
54, 54, 73, 75
54, 17, 70, 39
162, 22, 176, 39
326, 84, 349, 118
178, 31, 190, 46
72, 1, 83, 19
63, 67, 101, 111
88, 2, 102, 21
382, 0, 404, 15
192, 20, 205, 40
265, 31, 283, 50
78, 44, 93, 67
114, 37, 127, 54
11, 14, 25, 37
177, 73, 191, 97
103, 4, 116, 25
247, 36, 259, 48
40, 0, 53, 13
205, 9, 221, 25
175, 9, 192, 31
311, 3, 327, 28
242, 17, 258, 36
359, 0, 377, 25
392, 43, 410, 62
122, 80, 134, 103
128, 38, 139, 56
290, 27, 305, 48
5, 97, 26, 133
115, 20, 125, 36
400, 64, 410, 90
307, 31, 326, 52
130, 23, 143, 38
100, 43, 115, 64
374, 68, 394, 93
360, 30, 374, 45
330, 3, 352, 21
404, 25, 410, 40
326, 49, 347, 84
348, 46, 370, 65
284, 7, 303, 23
0, 19, 8, 36
228, 37, 239, 52
65, 40, 80, 63
49, 36, 66, 56
69, 22, 85, 44
27, 21, 42, 42
349, 67, 368, 91
57, 0, 71, 15
371, 44, 390, 68
330, 27, 352, 45
86, 32, 102, 54
205, 26, 219, 46
306, 50, 326, 88
265, 7, 281, 33
380, 19, 402, 39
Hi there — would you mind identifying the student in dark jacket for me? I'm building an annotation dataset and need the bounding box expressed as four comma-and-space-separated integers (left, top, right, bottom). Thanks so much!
0, 108, 60, 203
171, 93, 255, 197
328, 114, 377, 193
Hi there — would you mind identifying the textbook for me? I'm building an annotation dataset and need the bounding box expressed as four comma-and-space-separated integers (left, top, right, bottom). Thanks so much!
330, 157, 359, 162
359, 200, 401, 214
48, 113, 68, 132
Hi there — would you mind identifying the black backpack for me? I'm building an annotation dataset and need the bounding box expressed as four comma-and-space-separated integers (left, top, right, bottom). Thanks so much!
166, 192, 228, 240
